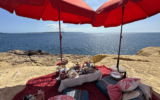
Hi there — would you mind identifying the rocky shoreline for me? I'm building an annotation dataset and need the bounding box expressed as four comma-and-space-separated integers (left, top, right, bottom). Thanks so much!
0, 50, 92, 67
0, 47, 160, 100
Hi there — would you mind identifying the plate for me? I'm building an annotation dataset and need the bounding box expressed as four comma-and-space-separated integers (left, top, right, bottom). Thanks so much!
68, 70, 79, 79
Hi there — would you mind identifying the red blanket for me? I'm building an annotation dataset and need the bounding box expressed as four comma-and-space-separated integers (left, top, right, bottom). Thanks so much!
13, 65, 160, 100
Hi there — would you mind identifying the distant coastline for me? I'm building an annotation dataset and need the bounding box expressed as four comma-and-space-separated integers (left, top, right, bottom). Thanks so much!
0, 32, 84, 34
1, 32, 160, 34
28, 31, 65, 33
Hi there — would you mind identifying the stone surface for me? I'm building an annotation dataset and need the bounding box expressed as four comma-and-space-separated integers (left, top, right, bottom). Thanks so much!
0, 47, 160, 100
0, 50, 57, 66
136, 47, 160, 57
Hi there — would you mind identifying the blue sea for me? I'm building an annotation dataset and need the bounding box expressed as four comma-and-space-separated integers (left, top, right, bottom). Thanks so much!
0, 32, 160, 56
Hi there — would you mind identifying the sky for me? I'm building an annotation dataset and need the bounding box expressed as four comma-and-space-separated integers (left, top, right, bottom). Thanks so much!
0, 0, 160, 33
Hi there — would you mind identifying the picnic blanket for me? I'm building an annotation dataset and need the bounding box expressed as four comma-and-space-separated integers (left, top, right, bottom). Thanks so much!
12, 65, 160, 100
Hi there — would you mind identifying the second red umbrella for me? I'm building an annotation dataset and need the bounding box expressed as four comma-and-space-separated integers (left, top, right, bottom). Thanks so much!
92, 0, 160, 71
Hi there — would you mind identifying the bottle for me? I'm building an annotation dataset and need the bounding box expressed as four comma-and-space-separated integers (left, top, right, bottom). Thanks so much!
38, 87, 41, 94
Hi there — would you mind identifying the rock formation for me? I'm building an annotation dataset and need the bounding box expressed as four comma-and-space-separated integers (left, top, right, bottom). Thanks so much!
0, 47, 160, 100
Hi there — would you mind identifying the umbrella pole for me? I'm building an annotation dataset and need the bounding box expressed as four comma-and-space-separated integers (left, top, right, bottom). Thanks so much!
116, 6, 124, 72
59, 11, 62, 61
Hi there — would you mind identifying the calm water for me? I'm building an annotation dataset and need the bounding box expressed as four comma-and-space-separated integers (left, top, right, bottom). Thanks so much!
0, 32, 160, 55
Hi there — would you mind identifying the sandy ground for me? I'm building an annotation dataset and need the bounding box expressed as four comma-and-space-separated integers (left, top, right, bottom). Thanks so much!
0, 47, 160, 100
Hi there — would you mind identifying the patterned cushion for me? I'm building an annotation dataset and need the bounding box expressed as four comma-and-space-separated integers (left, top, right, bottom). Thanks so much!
116, 78, 141, 92
63, 89, 89, 100
96, 76, 145, 100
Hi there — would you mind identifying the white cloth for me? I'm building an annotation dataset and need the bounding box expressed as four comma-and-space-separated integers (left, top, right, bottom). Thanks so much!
138, 83, 152, 100
58, 70, 102, 92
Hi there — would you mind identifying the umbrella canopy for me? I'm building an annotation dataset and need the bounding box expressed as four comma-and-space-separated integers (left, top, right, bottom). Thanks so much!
0, 0, 95, 61
0, 0, 95, 24
92, 0, 160, 71
93, 0, 160, 27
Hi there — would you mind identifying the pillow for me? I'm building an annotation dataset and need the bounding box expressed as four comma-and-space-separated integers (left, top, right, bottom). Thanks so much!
107, 84, 122, 100
122, 90, 140, 100
138, 83, 152, 100
116, 78, 140, 92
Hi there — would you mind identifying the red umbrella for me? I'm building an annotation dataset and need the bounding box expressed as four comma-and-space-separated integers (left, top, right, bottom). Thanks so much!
0, 0, 95, 61
0, 0, 94, 24
92, 0, 160, 71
